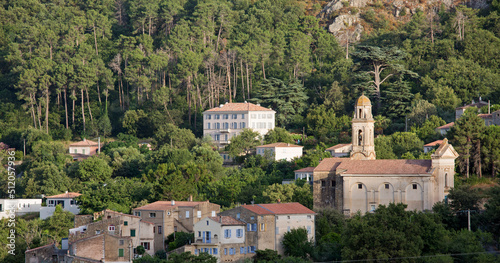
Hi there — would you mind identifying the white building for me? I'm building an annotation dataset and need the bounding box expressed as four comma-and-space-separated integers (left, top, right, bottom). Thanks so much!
193, 216, 246, 262
203, 102, 275, 148
69, 139, 100, 161
423, 140, 443, 153
325, 143, 352, 157
313, 95, 459, 215
0, 199, 41, 219
256, 143, 303, 161
40, 192, 81, 219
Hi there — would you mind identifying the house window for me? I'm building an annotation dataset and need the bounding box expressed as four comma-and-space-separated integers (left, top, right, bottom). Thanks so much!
141, 242, 150, 250
70, 200, 76, 205
240, 247, 245, 254
223, 114, 229, 119
445, 173, 448, 187
108, 225, 115, 231
82, 149, 86, 154
74, 149, 77, 153
236, 229, 243, 238
197, 211, 201, 218
134, 211, 141, 216
206, 114, 211, 120
276, 227, 279, 234
249, 246, 256, 253
413, 184, 417, 190
224, 229, 231, 238
236, 213, 240, 219
331, 180, 336, 187
158, 226, 162, 234
118, 248, 124, 257
358, 183, 363, 189
198, 231, 201, 237
186, 211, 190, 218
224, 248, 227, 255
321, 181, 326, 187
307, 215, 311, 219
207, 123, 211, 129
287, 216, 290, 219
215, 123, 220, 129
260, 223, 265, 231
307, 226, 311, 234
119, 239, 124, 246
130, 229, 136, 237
251, 223, 257, 231
385, 184, 389, 189
153, 227, 155, 233
150, 213, 156, 218
124, 221, 128, 226
213, 248, 218, 255
250, 216, 254, 220
215, 114, 220, 119
287, 226, 290, 232
240, 122, 246, 129
232, 114, 237, 119
95, 230, 101, 235
370, 205, 376, 212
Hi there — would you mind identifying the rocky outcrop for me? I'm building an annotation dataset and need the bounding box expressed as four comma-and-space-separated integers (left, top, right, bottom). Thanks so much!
328, 14, 364, 44
320, 0, 372, 17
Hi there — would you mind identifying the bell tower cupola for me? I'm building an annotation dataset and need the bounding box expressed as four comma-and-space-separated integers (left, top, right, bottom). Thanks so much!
350, 94, 376, 160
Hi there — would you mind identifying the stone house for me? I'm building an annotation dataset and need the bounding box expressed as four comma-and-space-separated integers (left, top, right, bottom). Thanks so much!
69, 233, 133, 262
192, 216, 246, 262
219, 203, 315, 256
132, 200, 220, 252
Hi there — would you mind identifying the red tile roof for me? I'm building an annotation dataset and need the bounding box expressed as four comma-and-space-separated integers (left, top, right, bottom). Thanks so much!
294, 167, 316, 173
204, 102, 274, 112
134, 201, 214, 211
46, 192, 81, 199
326, 143, 352, 151
424, 140, 444, 147
478, 114, 492, 118
69, 139, 98, 147
436, 122, 454, 129
208, 216, 245, 225
242, 203, 315, 215
315, 158, 432, 174
257, 143, 302, 148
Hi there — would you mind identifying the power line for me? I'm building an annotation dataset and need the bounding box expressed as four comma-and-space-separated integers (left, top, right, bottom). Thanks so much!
316, 251, 500, 263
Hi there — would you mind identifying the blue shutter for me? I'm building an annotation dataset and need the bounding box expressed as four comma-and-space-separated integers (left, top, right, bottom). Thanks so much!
247, 223, 251, 231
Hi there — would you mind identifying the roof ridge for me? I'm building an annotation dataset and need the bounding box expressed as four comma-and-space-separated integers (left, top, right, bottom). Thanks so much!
256, 204, 275, 214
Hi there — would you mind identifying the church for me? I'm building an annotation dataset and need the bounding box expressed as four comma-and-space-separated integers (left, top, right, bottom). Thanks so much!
313, 95, 459, 214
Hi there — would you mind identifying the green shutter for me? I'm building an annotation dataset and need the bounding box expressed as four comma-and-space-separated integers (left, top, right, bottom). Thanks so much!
124, 221, 128, 226
119, 248, 124, 257
130, 229, 136, 237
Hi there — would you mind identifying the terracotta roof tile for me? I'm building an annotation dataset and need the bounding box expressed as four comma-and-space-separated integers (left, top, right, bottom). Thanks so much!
208, 216, 245, 225
478, 114, 492, 118
242, 203, 315, 215
257, 143, 302, 148
46, 192, 81, 199
204, 102, 274, 112
436, 122, 454, 129
294, 167, 315, 173
326, 143, 352, 151
314, 158, 345, 172
69, 139, 99, 147
134, 201, 215, 211
315, 158, 432, 174
424, 140, 444, 147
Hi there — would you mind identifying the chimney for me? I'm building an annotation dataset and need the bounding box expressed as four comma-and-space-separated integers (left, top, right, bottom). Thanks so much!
189, 195, 193, 202
277, 199, 281, 203
257, 103, 260, 106
83, 138, 86, 141
219, 104, 223, 108
65, 191, 68, 194
171, 200, 175, 206
287, 143, 290, 146
244, 101, 247, 103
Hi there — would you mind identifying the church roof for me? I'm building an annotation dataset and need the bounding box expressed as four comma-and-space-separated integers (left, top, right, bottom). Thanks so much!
315, 158, 432, 174
432, 138, 459, 158
356, 95, 371, 106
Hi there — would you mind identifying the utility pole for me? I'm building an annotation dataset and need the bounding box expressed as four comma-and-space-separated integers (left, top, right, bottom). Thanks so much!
468, 209, 471, 231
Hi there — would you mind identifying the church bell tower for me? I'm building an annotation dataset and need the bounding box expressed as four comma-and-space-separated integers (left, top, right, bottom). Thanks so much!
350, 94, 376, 160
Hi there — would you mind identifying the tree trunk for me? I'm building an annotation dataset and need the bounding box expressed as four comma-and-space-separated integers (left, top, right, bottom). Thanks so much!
81, 88, 86, 132
30, 93, 37, 129
64, 88, 68, 129
246, 62, 250, 99
262, 60, 266, 79
240, 59, 245, 100
96, 78, 101, 104
227, 63, 232, 103
46, 89, 49, 133
93, 23, 98, 56
187, 75, 192, 127
85, 87, 93, 121
474, 140, 482, 178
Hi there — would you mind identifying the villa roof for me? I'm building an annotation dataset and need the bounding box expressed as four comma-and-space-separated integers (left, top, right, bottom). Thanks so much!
204, 102, 273, 112
315, 158, 432, 174
46, 192, 81, 199
256, 143, 302, 148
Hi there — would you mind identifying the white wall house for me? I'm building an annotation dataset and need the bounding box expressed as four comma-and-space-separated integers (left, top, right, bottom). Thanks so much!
325, 143, 352, 157
203, 102, 275, 148
40, 192, 81, 219
424, 140, 443, 153
256, 143, 303, 161
0, 199, 41, 219
193, 216, 246, 262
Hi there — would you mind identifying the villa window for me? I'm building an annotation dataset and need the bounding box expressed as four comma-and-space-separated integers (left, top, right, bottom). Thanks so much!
385, 184, 390, 189
413, 184, 417, 190
358, 184, 363, 189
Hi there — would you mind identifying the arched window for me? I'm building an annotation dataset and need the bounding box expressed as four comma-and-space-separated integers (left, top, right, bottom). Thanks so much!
359, 109, 362, 118
445, 173, 448, 187
358, 130, 363, 146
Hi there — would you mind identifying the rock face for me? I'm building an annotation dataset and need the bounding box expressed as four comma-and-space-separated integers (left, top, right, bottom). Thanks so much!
328, 14, 364, 44
320, 0, 372, 17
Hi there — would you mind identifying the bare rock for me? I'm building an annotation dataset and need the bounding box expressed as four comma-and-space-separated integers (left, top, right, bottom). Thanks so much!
328, 14, 364, 44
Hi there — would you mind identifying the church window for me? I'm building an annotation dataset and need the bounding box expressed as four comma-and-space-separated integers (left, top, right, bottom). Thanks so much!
385, 184, 389, 189
358, 184, 362, 189
359, 109, 362, 118
445, 173, 448, 187
331, 180, 336, 187
412, 184, 417, 190
358, 130, 363, 146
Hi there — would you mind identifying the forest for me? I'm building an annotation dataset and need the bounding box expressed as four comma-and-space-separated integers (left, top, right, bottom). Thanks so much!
0, 0, 500, 262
